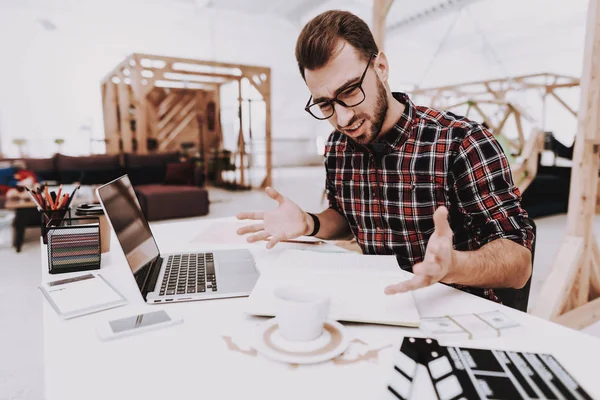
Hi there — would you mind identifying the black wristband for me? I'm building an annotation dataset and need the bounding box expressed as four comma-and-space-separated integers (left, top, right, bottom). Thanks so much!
307, 212, 320, 236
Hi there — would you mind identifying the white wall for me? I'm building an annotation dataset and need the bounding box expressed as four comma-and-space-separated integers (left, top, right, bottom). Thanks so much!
0, 0, 590, 159
0, 0, 328, 161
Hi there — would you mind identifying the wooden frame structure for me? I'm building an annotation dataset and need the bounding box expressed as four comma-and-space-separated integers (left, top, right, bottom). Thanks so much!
373, 0, 395, 50
101, 53, 272, 188
411, 74, 580, 193
411, 73, 580, 109
532, 0, 600, 329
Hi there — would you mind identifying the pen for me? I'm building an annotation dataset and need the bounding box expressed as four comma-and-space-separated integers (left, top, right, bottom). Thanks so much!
264, 239, 326, 245
65, 185, 80, 209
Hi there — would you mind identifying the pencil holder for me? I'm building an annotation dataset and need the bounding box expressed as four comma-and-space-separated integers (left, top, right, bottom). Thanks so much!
40, 208, 72, 245
46, 217, 101, 274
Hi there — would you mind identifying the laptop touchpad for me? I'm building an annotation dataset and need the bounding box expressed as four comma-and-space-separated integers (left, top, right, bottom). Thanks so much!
219, 262, 255, 276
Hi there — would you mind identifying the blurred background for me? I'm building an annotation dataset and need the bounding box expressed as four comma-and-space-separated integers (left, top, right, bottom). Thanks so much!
0, 0, 585, 162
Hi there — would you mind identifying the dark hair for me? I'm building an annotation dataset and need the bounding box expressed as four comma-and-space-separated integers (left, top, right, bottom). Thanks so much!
295, 10, 379, 80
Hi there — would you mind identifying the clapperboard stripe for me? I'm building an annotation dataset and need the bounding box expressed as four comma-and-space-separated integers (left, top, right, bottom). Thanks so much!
385, 339, 419, 399
381, 337, 593, 400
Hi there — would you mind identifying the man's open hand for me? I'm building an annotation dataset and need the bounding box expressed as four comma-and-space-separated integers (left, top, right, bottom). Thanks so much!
384, 206, 455, 294
236, 187, 310, 249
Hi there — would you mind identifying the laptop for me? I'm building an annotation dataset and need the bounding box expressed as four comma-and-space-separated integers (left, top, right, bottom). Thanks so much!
96, 174, 260, 304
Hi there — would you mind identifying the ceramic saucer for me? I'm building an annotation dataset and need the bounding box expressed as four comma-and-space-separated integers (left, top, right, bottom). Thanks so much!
255, 318, 350, 365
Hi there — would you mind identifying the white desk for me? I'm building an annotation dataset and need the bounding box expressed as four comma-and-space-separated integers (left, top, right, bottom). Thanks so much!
41, 217, 600, 399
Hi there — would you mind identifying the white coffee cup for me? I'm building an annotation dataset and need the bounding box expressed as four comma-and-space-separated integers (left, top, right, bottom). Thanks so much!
273, 287, 331, 342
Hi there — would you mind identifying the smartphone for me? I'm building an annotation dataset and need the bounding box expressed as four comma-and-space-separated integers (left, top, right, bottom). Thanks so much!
97, 310, 183, 341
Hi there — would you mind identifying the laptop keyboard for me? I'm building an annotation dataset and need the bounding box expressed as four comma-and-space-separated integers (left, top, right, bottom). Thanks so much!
159, 253, 217, 296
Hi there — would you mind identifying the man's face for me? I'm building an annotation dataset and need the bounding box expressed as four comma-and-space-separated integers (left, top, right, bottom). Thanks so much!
304, 42, 388, 145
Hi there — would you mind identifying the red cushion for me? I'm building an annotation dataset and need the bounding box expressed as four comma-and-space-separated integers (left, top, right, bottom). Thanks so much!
164, 161, 194, 185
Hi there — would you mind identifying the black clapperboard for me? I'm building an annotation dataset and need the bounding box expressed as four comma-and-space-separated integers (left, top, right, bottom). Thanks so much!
384, 337, 593, 400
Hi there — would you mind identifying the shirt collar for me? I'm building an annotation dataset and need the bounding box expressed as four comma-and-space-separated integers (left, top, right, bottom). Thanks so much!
376, 92, 415, 151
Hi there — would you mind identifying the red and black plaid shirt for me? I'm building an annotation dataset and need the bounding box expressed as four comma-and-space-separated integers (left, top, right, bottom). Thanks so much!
324, 92, 534, 302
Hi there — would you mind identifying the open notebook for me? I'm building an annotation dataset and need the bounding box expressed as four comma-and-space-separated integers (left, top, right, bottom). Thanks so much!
246, 250, 420, 327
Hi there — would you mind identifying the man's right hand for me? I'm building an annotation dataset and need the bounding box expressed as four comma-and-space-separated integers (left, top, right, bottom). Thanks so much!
236, 187, 313, 249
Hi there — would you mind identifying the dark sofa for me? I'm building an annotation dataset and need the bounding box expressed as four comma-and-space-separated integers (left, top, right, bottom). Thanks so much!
0, 153, 209, 221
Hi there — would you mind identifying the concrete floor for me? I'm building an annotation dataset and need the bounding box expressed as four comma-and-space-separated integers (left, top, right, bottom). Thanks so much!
1, 166, 599, 399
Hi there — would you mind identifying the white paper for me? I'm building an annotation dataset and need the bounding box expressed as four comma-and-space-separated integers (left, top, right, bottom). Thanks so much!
41, 274, 125, 318
267, 249, 404, 275
247, 250, 420, 327
420, 316, 468, 337
476, 310, 520, 330
449, 314, 499, 339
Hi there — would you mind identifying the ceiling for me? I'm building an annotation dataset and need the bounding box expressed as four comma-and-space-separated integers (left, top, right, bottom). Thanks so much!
2, 0, 488, 31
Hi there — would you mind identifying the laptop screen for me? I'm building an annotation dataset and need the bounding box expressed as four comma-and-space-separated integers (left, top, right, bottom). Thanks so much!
97, 175, 159, 289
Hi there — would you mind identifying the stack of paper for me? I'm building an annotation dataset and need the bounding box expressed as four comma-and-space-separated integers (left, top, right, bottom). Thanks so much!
40, 273, 127, 319
247, 250, 420, 327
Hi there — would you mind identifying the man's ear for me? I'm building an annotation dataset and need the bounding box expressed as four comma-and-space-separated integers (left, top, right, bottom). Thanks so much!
374, 52, 390, 83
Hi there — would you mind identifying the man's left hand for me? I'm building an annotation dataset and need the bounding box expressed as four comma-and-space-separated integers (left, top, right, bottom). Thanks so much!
384, 206, 455, 294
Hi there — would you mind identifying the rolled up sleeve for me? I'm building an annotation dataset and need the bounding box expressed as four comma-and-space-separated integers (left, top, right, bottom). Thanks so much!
452, 126, 534, 250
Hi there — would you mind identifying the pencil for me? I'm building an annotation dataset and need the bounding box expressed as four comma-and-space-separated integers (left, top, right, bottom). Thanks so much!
43, 186, 54, 210
56, 185, 63, 202
58, 193, 69, 209
25, 187, 44, 210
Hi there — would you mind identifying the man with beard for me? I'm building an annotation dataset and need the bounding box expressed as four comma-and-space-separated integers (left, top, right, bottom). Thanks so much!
236, 10, 534, 304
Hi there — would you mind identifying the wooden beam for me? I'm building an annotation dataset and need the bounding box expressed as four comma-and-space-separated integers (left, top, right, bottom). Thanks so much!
241, 71, 272, 188
100, 56, 133, 86
157, 91, 181, 118
158, 96, 196, 140
263, 74, 272, 188
571, 253, 591, 307
102, 82, 120, 154
148, 102, 159, 144
117, 76, 133, 153
195, 91, 209, 185
513, 108, 526, 153
133, 52, 269, 73
484, 82, 503, 100
215, 86, 223, 151
237, 79, 245, 187
591, 239, 600, 296
554, 296, 600, 330
494, 105, 513, 135
579, 0, 600, 143
566, 115, 600, 237
548, 90, 578, 117
411, 73, 579, 98
514, 130, 544, 193
535, 0, 600, 329
157, 94, 194, 133
532, 236, 584, 320
132, 55, 148, 154
373, 0, 394, 51
158, 110, 196, 151
154, 69, 241, 83
470, 103, 494, 131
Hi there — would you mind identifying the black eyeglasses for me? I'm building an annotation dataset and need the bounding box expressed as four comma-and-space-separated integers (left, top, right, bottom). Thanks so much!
305, 54, 376, 120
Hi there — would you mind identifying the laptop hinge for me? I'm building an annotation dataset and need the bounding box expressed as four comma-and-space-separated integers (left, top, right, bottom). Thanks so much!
141, 256, 163, 300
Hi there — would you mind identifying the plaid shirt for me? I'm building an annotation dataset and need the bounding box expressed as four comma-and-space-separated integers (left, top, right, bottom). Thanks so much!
324, 92, 534, 303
